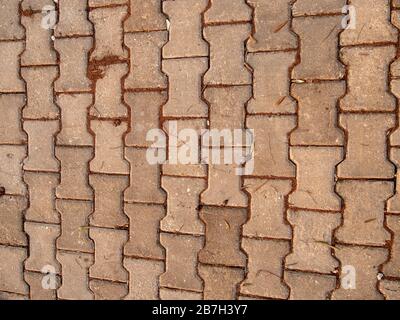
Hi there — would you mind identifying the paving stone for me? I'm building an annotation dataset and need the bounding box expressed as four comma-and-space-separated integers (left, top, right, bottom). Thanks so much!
0, 41, 25, 92
163, 0, 208, 58
125, 32, 167, 89
0, 196, 27, 246
332, 246, 388, 300
24, 171, 59, 224
204, 0, 252, 24
243, 179, 292, 240
0, 145, 26, 196
124, 0, 166, 32
56, 93, 93, 147
336, 181, 393, 247
199, 265, 244, 300
340, 0, 398, 45
89, 279, 128, 300
125, 91, 166, 148
89, 0, 127, 7
56, 199, 94, 253
90, 120, 129, 175
0, 292, 27, 300
56, 0, 93, 37
0, 0, 25, 40
162, 58, 208, 117
0, 246, 28, 295
161, 176, 206, 235
284, 271, 336, 300
388, 148, 400, 212
289, 147, 343, 211
340, 46, 396, 112
89, 227, 128, 282
292, 16, 344, 81
57, 251, 93, 300
291, 82, 345, 146
204, 24, 252, 85
124, 203, 165, 260
24, 271, 57, 300
293, 0, 346, 16
55, 38, 92, 92
0, 94, 26, 145
89, 174, 129, 228
337, 114, 395, 179
383, 215, 400, 278
56, 147, 92, 200
286, 210, 341, 274
25, 222, 61, 273
160, 288, 202, 300
21, 0, 54, 10
241, 238, 290, 299
247, 52, 297, 114
379, 280, 400, 300
247, 115, 296, 177
124, 258, 163, 300
199, 207, 247, 267
247, 0, 297, 52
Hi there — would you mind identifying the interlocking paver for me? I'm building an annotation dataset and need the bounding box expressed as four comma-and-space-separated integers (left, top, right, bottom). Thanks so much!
0, 94, 26, 145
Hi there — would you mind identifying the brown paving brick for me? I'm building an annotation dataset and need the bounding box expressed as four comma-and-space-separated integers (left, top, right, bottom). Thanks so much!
247, 115, 295, 177
124, 203, 165, 260
199, 207, 247, 267
89, 279, 128, 300
21, 66, 58, 119
0, 0, 24, 40
55, 38, 92, 92
160, 288, 202, 300
57, 251, 93, 300
383, 215, 400, 277
340, 46, 396, 112
379, 280, 400, 300
292, 16, 344, 81
0, 246, 28, 295
56, 94, 93, 147
125, 32, 167, 89
89, 227, 128, 283
204, 0, 252, 24
89, 0, 127, 7
243, 179, 292, 240
247, 0, 297, 52
337, 114, 395, 179
124, 258, 163, 300
160, 233, 203, 292
56, 0, 93, 37
125, 91, 166, 148
89, 6, 128, 61
23, 120, 60, 172
291, 82, 345, 146
289, 147, 343, 211
21, 0, 53, 10
286, 210, 341, 274
163, 0, 208, 59
124, 0, 166, 33
21, 13, 56, 66
89, 174, 128, 228
284, 271, 336, 300
0, 292, 28, 300
0, 145, 26, 196
241, 238, 290, 299
90, 120, 129, 175
90, 64, 129, 118
292, 0, 346, 16
24, 271, 58, 300
125, 147, 166, 204
0, 42, 25, 92
0, 196, 27, 246
0, 94, 26, 145
336, 181, 392, 247
388, 148, 400, 212
161, 176, 206, 235
340, 0, 397, 46
56, 199, 94, 253
162, 58, 208, 117
204, 24, 251, 85
199, 265, 244, 300
247, 52, 297, 114
25, 222, 60, 273
332, 246, 388, 300
24, 171, 59, 224
56, 147, 92, 201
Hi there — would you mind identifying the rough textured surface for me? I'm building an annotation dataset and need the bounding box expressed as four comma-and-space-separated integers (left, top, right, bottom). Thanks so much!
0, 0, 400, 301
